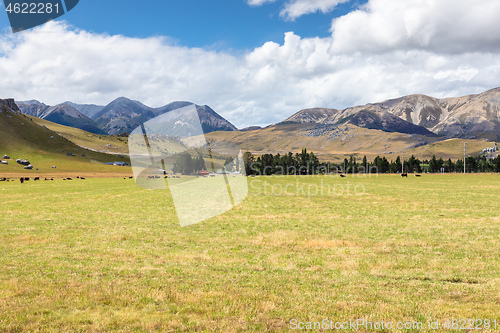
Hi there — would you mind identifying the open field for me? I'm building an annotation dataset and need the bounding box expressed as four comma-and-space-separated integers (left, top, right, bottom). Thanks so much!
0, 174, 499, 332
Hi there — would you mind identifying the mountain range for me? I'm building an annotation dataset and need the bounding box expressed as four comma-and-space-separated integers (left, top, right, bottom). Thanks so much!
17, 98, 237, 136
14, 87, 500, 140
283, 87, 500, 140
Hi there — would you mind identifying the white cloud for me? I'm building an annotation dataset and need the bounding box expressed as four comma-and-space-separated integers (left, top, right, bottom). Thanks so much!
330, 0, 500, 54
280, 0, 350, 21
2, 0, 500, 129
246, 0, 275, 6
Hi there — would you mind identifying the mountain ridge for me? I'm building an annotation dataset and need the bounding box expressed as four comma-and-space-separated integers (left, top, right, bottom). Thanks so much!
14, 87, 500, 140
17, 97, 238, 136
16, 101, 105, 135
283, 87, 500, 139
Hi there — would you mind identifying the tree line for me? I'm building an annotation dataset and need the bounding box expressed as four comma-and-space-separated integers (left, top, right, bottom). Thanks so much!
172, 152, 206, 175
243, 149, 500, 175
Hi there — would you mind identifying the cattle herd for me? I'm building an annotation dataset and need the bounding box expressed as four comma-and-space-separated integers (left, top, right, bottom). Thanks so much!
143, 175, 180, 180
1, 174, 423, 183
0, 177, 89, 183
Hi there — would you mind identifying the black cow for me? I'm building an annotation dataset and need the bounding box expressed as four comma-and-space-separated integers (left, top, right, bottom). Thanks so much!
401, 173, 408, 177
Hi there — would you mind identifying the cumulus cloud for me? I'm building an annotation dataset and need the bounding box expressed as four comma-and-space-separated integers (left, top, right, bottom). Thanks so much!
330, 0, 500, 54
2, 0, 500, 128
280, 0, 350, 21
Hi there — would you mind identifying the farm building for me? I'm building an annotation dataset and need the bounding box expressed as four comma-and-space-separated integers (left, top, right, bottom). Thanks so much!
482, 142, 498, 154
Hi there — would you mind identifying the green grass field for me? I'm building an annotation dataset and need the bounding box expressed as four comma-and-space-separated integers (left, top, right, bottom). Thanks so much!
0, 174, 499, 332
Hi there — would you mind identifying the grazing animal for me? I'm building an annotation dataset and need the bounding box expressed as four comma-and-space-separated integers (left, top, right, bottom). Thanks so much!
81, 177, 85, 180
34, 177, 40, 181
24, 178, 29, 181
340, 174, 346, 178
0, 178, 6, 182
66, 178, 73, 180
415, 174, 421, 177
129, 176, 133, 179
20, 177, 24, 184
401, 173, 408, 177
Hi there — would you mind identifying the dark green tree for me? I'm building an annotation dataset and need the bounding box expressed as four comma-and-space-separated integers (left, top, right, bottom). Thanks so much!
194, 153, 206, 172
443, 158, 454, 173
428, 155, 438, 173
173, 152, 194, 175
465, 156, 476, 173
407, 155, 422, 173
243, 152, 255, 175
495, 156, 500, 173
392, 156, 402, 173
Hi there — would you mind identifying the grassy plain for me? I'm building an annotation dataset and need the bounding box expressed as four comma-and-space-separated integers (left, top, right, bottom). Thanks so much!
0, 174, 499, 332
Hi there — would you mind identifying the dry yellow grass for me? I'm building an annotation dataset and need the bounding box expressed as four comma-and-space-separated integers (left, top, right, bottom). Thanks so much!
0, 174, 499, 331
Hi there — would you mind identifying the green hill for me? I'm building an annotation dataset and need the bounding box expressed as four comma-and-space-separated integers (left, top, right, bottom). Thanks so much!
31, 117, 130, 155
0, 100, 130, 175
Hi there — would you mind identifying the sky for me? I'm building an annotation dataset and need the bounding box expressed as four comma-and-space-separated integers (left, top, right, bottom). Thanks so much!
1, 0, 500, 128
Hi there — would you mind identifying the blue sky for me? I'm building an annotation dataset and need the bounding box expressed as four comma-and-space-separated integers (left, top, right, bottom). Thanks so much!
1, 0, 500, 128
1, 0, 364, 50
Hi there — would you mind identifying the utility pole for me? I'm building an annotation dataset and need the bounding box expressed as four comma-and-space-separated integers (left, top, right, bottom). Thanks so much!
402, 150, 404, 174
463, 143, 466, 174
